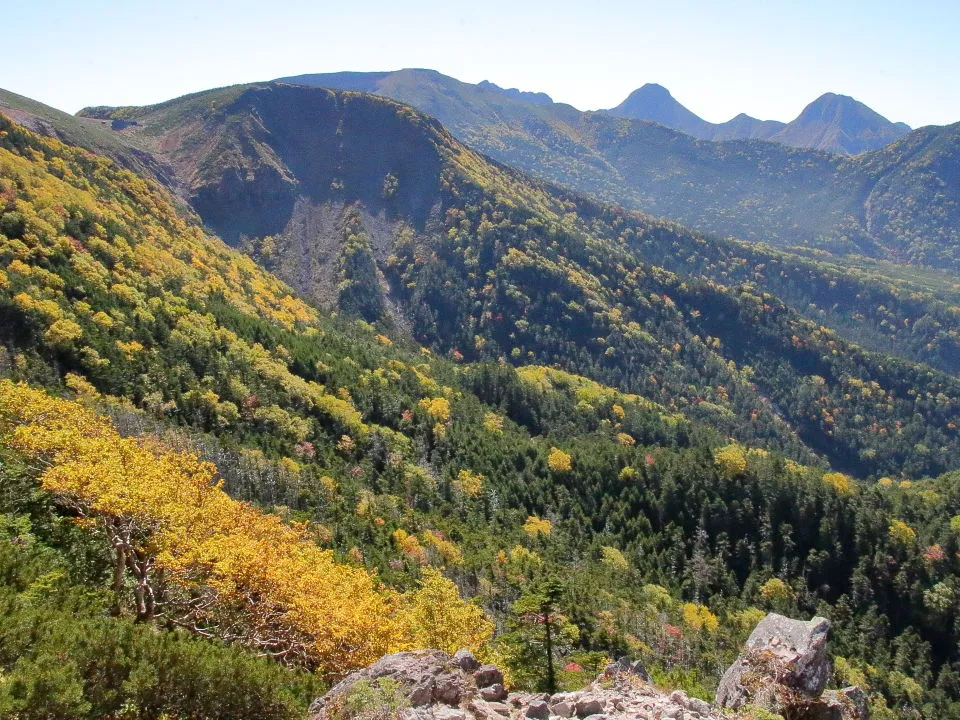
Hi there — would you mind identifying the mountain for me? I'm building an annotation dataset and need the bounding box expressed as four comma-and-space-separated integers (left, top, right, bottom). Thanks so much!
3, 95, 960, 717
270, 70, 958, 272
55, 81, 960, 377
604, 86, 910, 153
606, 83, 720, 138
56, 81, 960, 478
604, 83, 784, 141
771, 92, 913, 154
5, 85, 957, 381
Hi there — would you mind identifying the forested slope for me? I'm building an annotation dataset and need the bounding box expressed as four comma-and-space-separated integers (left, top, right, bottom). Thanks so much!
1, 108, 959, 717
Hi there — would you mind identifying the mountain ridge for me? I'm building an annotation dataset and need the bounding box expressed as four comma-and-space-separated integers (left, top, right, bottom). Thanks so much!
267, 70, 959, 271
38, 80, 960, 479
603, 84, 911, 153
603, 82, 786, 142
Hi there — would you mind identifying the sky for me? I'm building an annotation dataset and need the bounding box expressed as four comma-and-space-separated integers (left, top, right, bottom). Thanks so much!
4, 0, 958, 128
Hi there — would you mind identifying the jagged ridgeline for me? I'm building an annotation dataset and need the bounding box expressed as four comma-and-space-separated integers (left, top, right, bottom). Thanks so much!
1, 108, 960, 717
273, 71, 960, 271
55, 83, 960, 478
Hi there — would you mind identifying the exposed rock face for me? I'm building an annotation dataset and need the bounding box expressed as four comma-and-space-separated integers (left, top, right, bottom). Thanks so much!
308, 650, 468, 718
716, 613, 832, 710
821, 686, 870, 719
312, 620, 870, 720
715, 613, 869, 719
308, 649, 724, 720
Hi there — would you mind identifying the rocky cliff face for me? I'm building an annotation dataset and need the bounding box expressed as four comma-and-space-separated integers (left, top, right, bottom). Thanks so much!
79, 83, 448, 245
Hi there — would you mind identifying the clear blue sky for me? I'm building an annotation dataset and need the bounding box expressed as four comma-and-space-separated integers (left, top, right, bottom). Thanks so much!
4, 0, 958, 128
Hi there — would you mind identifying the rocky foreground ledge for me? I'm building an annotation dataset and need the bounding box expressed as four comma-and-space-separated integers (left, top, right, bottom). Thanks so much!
309, 614, 869, 720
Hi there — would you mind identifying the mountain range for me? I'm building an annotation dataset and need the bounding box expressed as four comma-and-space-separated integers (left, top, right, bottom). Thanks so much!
604, 83, 911, 154
1, 69, 960, 718
272, 70, 959, 271
6, 78, 955, 473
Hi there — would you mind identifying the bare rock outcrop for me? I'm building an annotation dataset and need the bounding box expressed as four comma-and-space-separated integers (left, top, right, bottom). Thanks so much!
716, 613, 869, 720
308, 649, 723, 720
715, 613, 832, 710
311, 614, 871, 720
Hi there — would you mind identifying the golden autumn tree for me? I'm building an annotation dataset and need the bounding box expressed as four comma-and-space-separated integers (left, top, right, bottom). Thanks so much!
546, 447, 572, 473
0, 380, 493, 679
393, 568, 494, 655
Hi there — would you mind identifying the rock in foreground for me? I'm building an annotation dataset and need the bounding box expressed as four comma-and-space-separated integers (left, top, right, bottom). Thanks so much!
715, 612, 868, 719
309, 649, 723, 720
716, 612, 832, 710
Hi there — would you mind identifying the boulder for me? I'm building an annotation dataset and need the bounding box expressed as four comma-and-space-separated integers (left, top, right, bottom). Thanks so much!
716, 613, 832, 712
474, 665, 504, 689
821, 686, 870, 720
575, 697, 605, 717
308, 650, 465, 718
479, 684, 507, 702
525, 699, 550, 719
453, 649, 481, 672
604, 656, 651, 684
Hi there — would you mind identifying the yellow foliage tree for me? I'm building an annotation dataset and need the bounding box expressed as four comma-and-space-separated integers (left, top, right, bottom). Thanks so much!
452, 469, 485, 497
889, 520, 918, 546
0, 381, 492, 678
680, 602, 719, 634
393, 568, 494, 655
601, 546, 629, 571
482, 411, 504, 435
418, 396, 451, 422
392, 528, 428, 564
422, 529, 464, 566
822, 472, 855, 495
523, 515, 553, 538
547, 447, 572, 473
759, 577, 794, 602
714, 443, 747, 477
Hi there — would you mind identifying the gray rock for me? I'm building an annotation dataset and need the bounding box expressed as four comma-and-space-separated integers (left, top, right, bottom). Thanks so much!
433, 709, 467, 720
526, 700, 551, 719
484, 702, 511, 717
715, 613, 832, 710
575, 698, 605, 717
604, 656, 652, 684
822, 686, 870, 719
308, 650, 463, 718
479, 684, 508, 702
434, 674, 465, 706
310, 647, 727, 720
410, 681, 436, 707
685, 697, 713, 715
453, 649, 481, 672
475, 665, 504, 689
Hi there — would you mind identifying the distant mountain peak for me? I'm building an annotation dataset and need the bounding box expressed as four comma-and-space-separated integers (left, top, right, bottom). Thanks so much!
772, 91, 911, 154
608, 83, 709, 136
